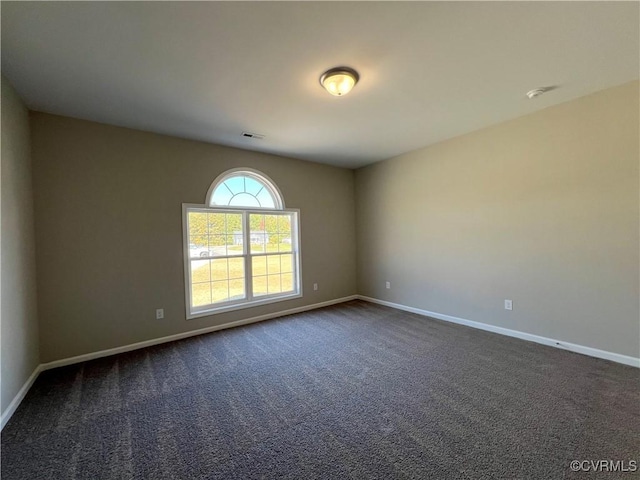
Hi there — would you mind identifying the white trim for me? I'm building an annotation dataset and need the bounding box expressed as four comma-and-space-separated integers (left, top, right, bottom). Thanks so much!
4, 293, 636, 431
188, 291, 303, 319
357, 296, 640, 368
1, 365, 43, 430
40, 295, 358, 371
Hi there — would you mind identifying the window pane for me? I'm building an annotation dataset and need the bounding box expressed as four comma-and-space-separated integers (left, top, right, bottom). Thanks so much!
208, 235, 226, 247
279, 254, 293, 273
224, 177, 244, 195
250, 214, 264, 231
252, 256, 267, 276
245, 177, 263, 196
210, 258, 245, 282
211, 188, 233, 206
224, 234, 234, 248
189, 237, 209, 258
228, 257, 245, 280
277, 215, 291, 236
249, 213, 264, 253
250, 214, 275, 253
281, 273, 294, 293
191, 259, 210, 284
192, 282, 211, 307
188, 210, 209, 257
267, 275, 281, 294
190, 234, 209, 245
253, 275, 268, 297
264, 214, 279, 233
188, 212, 208, 236
210, 259, 228, 282
208, 212, 226, 233
227, 244, 243, 256
192, 242, 213, 258
256, 189, 275, 208
225, 213, 243, 233
229, 278, 245, 301
250, 233, 267, 254
228, 228, 244, 255
279, 240, 292, 252
267, 255, 281, 274
207, 235, 227, 256
212, 280, 229, 303
265, 215, 280, 252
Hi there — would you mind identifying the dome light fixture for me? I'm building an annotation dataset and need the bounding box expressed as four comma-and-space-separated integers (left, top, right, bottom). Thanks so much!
526, 86, 556, 99
320, 67, 359, 96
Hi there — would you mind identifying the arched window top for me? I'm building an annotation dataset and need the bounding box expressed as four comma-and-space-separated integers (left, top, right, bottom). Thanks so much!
206, 168, 284, 210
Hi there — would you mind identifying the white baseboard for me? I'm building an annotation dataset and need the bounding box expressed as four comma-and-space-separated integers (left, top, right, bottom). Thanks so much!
40, 295, 359, 371
1, 364, 43, 430
4, 293, 635, 432
358, 295, 640, 368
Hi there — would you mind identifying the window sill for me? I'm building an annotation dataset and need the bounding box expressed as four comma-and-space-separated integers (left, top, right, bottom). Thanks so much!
187, 292, 303, 320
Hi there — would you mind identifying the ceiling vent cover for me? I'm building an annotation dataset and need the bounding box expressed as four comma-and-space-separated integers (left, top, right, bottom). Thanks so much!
242, 132, 265, 140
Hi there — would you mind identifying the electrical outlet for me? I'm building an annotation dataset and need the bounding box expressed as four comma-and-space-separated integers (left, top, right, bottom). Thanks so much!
504, 300, 513, 311
156, 308, 164, 319
313, 283, 318, 291
386, 281, 391, 289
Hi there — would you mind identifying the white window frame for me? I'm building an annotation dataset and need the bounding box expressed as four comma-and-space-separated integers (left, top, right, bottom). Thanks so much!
182, 170, 302, 320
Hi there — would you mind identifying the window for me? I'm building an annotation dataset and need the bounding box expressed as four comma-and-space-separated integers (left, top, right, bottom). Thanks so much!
183, 169, 301, 319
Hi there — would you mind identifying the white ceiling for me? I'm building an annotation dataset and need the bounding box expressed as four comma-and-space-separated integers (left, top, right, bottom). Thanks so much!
2, 2, 638, 168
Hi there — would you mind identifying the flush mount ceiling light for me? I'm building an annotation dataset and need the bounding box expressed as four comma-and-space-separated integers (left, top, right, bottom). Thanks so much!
320, 67, 359, 96
526, 86, 556, 99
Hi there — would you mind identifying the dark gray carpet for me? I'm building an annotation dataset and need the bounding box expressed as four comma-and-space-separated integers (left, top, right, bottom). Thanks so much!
2, 300, 638, 479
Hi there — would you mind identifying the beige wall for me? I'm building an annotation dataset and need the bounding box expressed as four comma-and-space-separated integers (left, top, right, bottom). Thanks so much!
1, 77, 40, 413
17, 81, 640, 365
30, 114, 356, 362
356, 81, 639, 358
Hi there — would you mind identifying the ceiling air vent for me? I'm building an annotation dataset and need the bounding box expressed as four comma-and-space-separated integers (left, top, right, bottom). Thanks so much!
242, 132, 265, 140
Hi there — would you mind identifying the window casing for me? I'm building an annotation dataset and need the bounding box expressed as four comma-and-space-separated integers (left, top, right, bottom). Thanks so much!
183, 169, 301, 319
